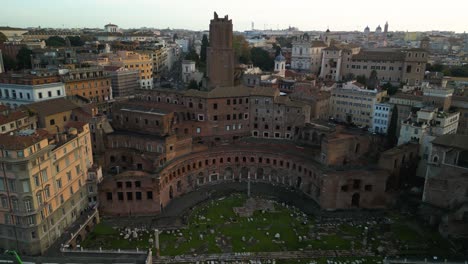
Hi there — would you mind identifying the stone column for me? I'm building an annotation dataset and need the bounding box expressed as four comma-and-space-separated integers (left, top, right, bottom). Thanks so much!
154, 229, 160, 257
247, 172, 251, 197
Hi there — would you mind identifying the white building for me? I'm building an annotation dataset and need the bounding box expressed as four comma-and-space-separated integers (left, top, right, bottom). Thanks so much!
176, 39, 190, 53
274, 52, 286, 78
398, 106, 460, 176
372, 103, 392, 134
291, 38, 327, 74
181, 60, 203, 85
0, 81, 66, 108
104, 23, 118, 33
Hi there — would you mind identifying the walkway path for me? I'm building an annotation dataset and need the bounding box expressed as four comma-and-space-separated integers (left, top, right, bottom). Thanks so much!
152, 249, 375, 263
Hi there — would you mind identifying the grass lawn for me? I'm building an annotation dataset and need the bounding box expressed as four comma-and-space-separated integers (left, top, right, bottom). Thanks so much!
81, 194, 453, 259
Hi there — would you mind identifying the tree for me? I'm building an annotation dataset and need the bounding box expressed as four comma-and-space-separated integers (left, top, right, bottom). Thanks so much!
366, 70, 379, 89
250, 47, 273, 71
200, 34, 208, 64
67, 36, 84, 46
276, 36, 293, 48
382, 82, 398, 95
16, 47, 33, 69
0, 32, 7, 44
173, 33, 178, 42
386, 105, 399, 148
45, 36, 66, 47
2, 54, 17, 71
184, 49, 200, 66
356, 75, 367, 85
233, 34, 251, 64
188, 79, 199, 90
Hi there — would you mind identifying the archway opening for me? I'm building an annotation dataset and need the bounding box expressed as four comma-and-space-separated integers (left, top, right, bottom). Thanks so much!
351, 193, 360, 207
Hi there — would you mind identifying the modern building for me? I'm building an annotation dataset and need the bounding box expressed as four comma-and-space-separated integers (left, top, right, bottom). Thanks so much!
0, 73, 66, 108
329, 81, 387, 127
0, 122, 93, 255
206, 12, 235, 89
372, 103, 392, 134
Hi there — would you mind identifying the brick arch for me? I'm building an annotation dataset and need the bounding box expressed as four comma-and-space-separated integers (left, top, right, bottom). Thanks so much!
155, 148, 322, 211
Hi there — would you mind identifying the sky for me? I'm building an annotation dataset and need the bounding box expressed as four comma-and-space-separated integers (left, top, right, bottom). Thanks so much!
1, 0, 467, 33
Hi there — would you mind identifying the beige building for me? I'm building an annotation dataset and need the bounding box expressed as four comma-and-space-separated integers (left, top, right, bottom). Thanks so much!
321, 46, 428, 87
0, 122, 93, 255
97, 51, 153, 89
330, 81, 387, 127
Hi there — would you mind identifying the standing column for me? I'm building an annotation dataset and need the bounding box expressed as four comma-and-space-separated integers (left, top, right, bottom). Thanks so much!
154, 229, 160, 257
247, 172, 251, 197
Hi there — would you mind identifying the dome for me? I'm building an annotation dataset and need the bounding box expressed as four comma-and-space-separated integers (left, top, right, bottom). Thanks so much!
376, 25, 382, 31
275, 51, 286, 62
326, 28, 330, 33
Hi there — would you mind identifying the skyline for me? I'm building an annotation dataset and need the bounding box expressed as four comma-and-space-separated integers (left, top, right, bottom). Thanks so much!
1, 0, 467, 33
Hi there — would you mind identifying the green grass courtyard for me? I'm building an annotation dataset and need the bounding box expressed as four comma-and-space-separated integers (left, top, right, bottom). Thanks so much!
81, 193, 453, 260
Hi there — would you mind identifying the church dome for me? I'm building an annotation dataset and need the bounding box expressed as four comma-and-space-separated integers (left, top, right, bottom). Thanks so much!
275, 51, 286, 62
364, 26, 370, 33
376, 25, 382, 32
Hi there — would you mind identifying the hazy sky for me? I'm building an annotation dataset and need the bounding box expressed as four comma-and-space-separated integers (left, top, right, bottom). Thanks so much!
1, 0, 467, 33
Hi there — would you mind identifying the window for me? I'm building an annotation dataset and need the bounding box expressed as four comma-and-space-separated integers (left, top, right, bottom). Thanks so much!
49, 119, 55, 125
48, 91, 52, 97
38, 92, 43, 99
196, 127, 201, 134
126, 181, 132, 188
106, 192, 113, 200
353, 180, 361, 190
213, 103, 218, 110
136, 192, 142, 200
135, 181, 141, 188
126, 192, 133, 200
117, 192, 124, 201
365, 185, 373, 191
57, 90, 61, 96
147, 191, 153, 200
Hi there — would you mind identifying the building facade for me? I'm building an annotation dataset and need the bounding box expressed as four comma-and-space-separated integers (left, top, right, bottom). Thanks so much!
0, 122, 93, 255
61, 67, 112, 103
329, 81, 387, 127
0, 73, 66, 108
372, 103, 392, 134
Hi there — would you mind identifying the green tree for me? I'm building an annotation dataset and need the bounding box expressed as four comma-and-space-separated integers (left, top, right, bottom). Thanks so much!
356, 75, 367, 85
16, 47, 33, 69
187, 79, 199, 90
184, 49, 200, 66
45, 36, 66, 47
276, 36, 293, 48
200, 34, 208, 64
426, 63, 444, 72
386, 105, 399, 148
250, 47, 273, 71
0, 32, 7, 44
2, 54, 17, 71
366, 70, 379, 89
382, 82, 398, 95
233, 34, 251, 64
67, 36, 84, 46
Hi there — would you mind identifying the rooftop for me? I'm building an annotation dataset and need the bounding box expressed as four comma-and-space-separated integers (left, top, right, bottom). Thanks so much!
23, 98, 80, 116
431, 134, 468, 150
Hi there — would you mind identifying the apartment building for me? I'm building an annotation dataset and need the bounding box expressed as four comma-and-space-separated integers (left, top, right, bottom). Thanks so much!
98, 51, 153, 89
0, 122, 93, 255
330, 81, 387, 127
0, 73, 66, 108
104, 66, 139, 98
61, 67, 112, 103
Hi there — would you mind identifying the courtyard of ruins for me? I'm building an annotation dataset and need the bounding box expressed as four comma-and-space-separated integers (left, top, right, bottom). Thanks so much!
81, 193, 455, 261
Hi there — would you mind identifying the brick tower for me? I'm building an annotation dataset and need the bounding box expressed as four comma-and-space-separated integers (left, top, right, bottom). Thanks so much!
207, 12, 234, 89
